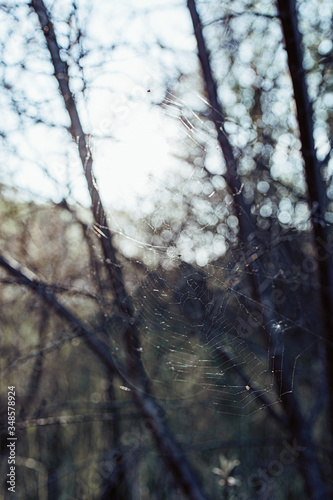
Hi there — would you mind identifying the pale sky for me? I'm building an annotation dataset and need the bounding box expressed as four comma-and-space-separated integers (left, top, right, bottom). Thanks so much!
1, 0, 204, 218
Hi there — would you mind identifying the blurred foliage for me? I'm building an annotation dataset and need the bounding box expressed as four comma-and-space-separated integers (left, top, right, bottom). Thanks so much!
0, 188, 328, 499
0, 0, 332, 498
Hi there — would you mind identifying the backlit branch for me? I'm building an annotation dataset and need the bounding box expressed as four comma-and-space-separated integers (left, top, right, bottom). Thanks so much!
29, 3, 209, 498
277, 0, 333, 461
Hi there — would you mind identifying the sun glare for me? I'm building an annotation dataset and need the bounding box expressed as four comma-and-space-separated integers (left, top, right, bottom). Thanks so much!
94, 94, 180, 213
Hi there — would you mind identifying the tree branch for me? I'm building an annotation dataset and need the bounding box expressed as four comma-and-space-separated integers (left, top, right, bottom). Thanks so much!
187, 0, 254, 243
277, 0, 333, 470
29, 3, 209, 498
0, 252, 208, 500
0, 254, 119, 377
187, 1, 328, 497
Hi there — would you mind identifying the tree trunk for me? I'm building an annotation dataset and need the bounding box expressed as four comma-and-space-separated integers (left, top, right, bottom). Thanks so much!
28, 2, 210, 499
187, 0, 328, 497
277, 0, 333, 465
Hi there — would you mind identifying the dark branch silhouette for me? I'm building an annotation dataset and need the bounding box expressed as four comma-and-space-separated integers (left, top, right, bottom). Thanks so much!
277, 0, 333, 456
28, 2, 210, 499
187, 1, 328, 497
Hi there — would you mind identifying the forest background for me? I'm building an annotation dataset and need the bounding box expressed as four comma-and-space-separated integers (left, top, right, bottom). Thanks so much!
0, 0, 333, 499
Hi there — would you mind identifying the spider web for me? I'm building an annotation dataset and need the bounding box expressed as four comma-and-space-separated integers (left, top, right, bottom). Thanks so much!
108, 253, 307, 416
106, 88, 319, 418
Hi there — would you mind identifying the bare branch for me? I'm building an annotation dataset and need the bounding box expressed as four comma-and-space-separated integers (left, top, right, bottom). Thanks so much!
187, 0, 255, 242
187, 1, 328, 496
28, 3, 210, 498
0, 253, 120, 377
205, 11, 279, 27
0, 251, 208, 500
277, 0, 333, 465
